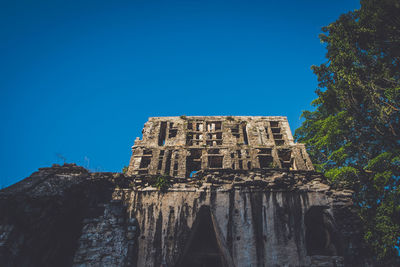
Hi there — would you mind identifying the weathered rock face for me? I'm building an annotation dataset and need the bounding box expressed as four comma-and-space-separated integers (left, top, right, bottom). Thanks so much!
0, 164, 370, 267
0, 116, 372, 266
0, 164, 136, 267
122, 169, 369, 267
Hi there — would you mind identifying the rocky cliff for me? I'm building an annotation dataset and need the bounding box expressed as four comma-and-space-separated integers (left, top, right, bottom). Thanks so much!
0, 164, 370, 267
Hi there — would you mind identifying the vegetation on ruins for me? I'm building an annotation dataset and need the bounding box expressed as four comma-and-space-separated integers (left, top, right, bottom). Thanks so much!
152, 175, 172, 192
295, 0, 400, 263
122, 166, 129, 174
267, 161, 278, 169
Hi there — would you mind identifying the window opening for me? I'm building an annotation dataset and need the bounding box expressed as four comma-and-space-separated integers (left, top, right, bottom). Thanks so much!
278, 149, 292, 168
270, 121, 279, 127
271, 127, 281, 134
186, 149, 202, 177
157, 150, 164, 172
208, 156, 223, 168
275, 140, 285, 146
258, 156, 273, 168
242, 125, 248, 145
231, 124, 240, 138
186, 132, 194, 146
158, 122, 167, 146
143, 149, 153, 155
208, 149, 220, 154
139, 156, 151, 169
273, 133, 285, 145
258, 148, 271, 155
196, 122, 203, 131
265, 127, 270, 139
169, 129, 178, 138
165, 151, 172, 175
157, 160, 163, 170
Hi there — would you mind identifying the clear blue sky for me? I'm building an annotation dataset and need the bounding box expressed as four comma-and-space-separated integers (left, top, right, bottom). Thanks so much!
0, 0, 360, 187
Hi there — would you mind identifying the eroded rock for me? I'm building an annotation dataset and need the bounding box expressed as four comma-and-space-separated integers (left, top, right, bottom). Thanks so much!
0, 116, 373, 266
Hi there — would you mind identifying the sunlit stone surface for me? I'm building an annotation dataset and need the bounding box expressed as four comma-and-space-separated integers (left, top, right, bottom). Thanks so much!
0, 117, 371, 266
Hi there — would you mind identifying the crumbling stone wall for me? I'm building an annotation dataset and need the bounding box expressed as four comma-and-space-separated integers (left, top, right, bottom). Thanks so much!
0, 164, 138, 267
119, 169, 369, 267
72, 201, 137, 266
128, 116, 314, 177
0, 116, 372, 266
0, 164, 371, 267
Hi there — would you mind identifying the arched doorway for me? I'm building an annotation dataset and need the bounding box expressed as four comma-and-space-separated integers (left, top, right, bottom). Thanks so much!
305, 206, 342, 256
175, 206, 229, 267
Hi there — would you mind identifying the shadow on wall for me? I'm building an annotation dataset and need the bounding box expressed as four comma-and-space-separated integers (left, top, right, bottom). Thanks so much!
175, 206, 229, 267
305, 206, 343, 256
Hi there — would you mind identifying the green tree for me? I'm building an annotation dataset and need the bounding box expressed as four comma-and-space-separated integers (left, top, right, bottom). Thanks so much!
295, 0, 400, 263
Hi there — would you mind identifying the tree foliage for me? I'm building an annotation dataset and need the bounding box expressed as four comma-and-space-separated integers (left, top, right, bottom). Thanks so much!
295, 0, 400, 263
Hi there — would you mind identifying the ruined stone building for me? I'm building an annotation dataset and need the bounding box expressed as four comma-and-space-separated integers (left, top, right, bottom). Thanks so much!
0, 116, 371, 267
127, 116, 313, 177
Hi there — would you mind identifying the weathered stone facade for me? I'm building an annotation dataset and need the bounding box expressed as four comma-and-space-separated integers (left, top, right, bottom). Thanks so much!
128, 116, 313, 177
0, 116, 373, 266
127, 168, 372, 267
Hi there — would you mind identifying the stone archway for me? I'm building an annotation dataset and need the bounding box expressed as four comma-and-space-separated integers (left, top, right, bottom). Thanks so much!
175, 206, 231, 267
305, 206, 342, 256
